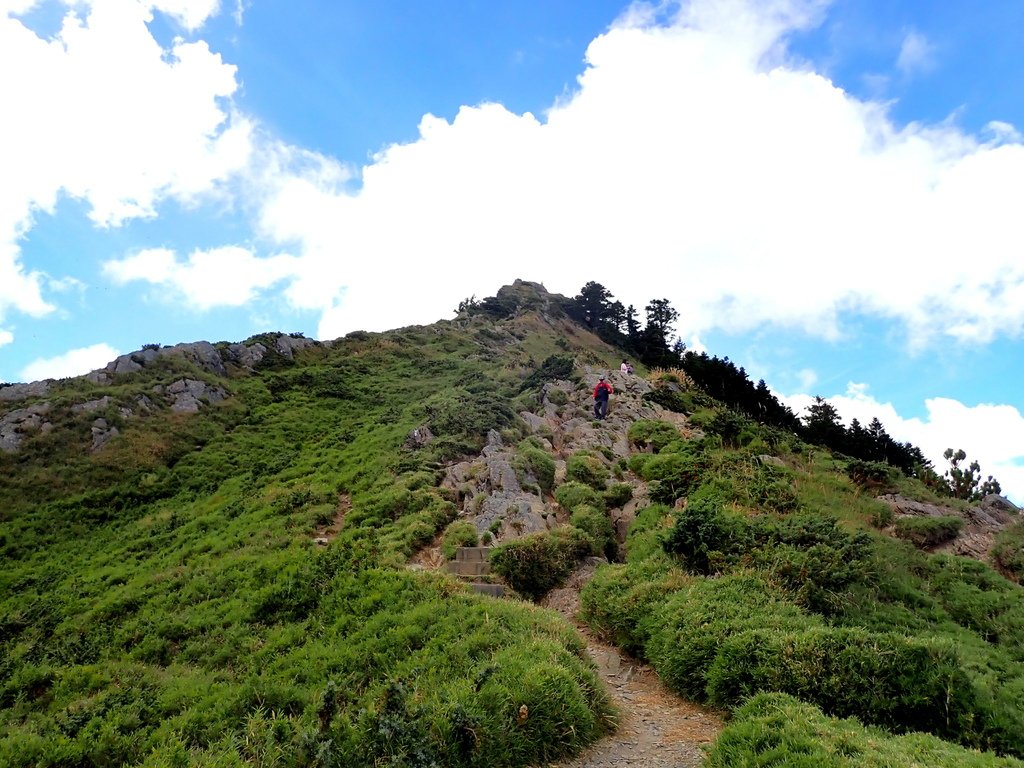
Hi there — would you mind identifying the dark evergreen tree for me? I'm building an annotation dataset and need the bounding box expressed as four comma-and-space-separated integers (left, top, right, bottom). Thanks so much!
803, 397, 846, 453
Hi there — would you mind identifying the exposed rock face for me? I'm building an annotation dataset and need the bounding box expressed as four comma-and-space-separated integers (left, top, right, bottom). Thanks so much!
405, 425, 434, 450
0, 381, 51, 403
221, 342, 268, 370
0, 402, 52, 452
441, 369, 694, 549
90, 418, 119, 451
879, 493, 1020, 560
274, 334, 316, 359
154, 378, 228, 414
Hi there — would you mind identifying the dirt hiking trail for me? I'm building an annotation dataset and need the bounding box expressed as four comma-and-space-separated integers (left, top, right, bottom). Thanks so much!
537, 563, 722, 768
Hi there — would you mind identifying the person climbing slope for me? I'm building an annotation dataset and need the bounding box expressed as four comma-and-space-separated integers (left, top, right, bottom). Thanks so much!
593, 375, 613, 420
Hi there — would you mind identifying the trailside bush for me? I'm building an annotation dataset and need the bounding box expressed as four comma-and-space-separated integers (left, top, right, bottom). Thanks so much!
570, 505, 615, 561
489, 528, 594, 600
704, 627, 979, 739
706, 693, 1024, 768
643, 572, 809, 700
516, 444, 556, 493
554, 482, 604, 513
992, 520, 1024, 584
631, 452, 708, 505
565, 453, 610, 490
603, 483, 633, 509
893, 515, 964, 548
441, 521, 478, 559
662, 497, 750, 575
627, 420, 682, 453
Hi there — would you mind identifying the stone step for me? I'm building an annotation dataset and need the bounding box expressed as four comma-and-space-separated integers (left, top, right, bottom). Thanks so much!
454, 546, 492, 563
447, 559, 491, 577
469, 583, 505, 598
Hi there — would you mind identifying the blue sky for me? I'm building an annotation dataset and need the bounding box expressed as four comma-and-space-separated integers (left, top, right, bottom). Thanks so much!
2, 0, 1023, 502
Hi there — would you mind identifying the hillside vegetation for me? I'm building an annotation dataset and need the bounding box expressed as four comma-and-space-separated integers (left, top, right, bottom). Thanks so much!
2, 280, 1022, 767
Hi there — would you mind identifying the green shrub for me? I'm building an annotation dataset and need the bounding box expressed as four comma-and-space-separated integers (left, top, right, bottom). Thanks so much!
748, 465, 798, 513
707, 693, 1024, 768
632, 452, 708, 505
489, 528, 594, 600
626, 420, 681, 453
663, 497, 749, 575
516, 445, 556, 493
554, 482, 604, 512
570, 505, 616, 561
992, 520, 1024, 584
603, 483, 633, 509
846, 459, 898, 490
704, 627, 978, 738
441, 521, 478, 559
565, 453, 610, 490
893, 515, 964, 548
521, 355, 576, 391
751, 515, 874, 613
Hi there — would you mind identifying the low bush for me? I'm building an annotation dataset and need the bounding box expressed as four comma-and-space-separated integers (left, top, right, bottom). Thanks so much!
603, 483, 633, 509
846, 459, 898, 491
748, 464, 798, 513
554, 482, 604, 513
662, 497, 750, 575
516, 445, 556, 493
707, 693, 1024, 768
992, 520, 1024, 584
626, 420, 682, 453
631, 452, 708, 505
441, 521, 478, 559
489, 528, 594, 600
893, 515, 964, 548
704, 627, 978, 738
565, 452, 610, 490
570, 505, 616, 561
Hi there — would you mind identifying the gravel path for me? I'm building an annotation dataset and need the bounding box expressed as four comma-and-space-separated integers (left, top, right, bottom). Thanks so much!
537, 570, 723, 768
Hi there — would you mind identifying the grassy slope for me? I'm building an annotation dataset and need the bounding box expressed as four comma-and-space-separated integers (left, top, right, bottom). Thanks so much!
0, 315, 622, 767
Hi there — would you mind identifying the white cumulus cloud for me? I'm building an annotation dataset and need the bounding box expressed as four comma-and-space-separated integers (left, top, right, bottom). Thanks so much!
103, 246, 301, 310
20, 342, 119, 381
896, 30, 937, 78
0, 328, 13, 347
237, 0, 1024, 354
0, 0, 250, 325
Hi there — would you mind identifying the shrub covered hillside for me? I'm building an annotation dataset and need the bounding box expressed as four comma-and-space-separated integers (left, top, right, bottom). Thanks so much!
583, 410, 1024, 763
2, 279, 1023, 767
0, 283, 624, 767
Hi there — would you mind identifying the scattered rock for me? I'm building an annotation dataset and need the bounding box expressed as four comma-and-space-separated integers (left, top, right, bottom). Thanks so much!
156, 379, 228, 414
404, 425, 434, 449
91, 418, 120, 451
72, 396, 113, 414
879, 493, 1020, 561
0, 402, 53, 452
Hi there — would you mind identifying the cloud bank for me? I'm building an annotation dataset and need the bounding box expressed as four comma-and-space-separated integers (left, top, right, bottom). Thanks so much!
0, 0, 250, 336
20, 342, 120, 382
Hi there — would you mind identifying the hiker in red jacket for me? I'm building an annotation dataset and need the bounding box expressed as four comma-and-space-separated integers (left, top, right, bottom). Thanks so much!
593, 375, 613, 420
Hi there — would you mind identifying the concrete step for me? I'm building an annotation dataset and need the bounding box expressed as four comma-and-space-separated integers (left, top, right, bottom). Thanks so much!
446, 559, 491, 577
454, 546, 492, 563
469, 583, 505, 598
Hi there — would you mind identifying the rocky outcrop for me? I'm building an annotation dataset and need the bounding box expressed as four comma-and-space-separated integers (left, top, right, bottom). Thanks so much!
879, 493, 1020, 560
443, 430, 553, 540
0, 402, 53, 452
440, 368, 693, 550
0, 380, 51, 403
153, 378, 228, 414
